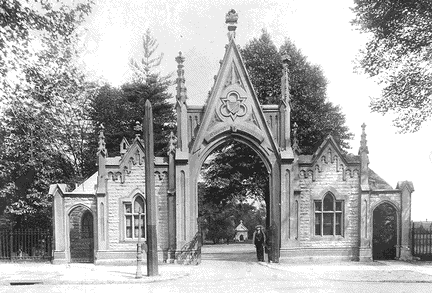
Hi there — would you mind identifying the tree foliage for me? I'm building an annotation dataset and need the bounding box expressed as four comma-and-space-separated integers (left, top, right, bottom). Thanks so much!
90, 31, 174, 157
129, 29, 165, 83
241, 30, 353, 154
0, 0, 94, 228
352, 0, 432, 132
198, 182, 265, 243
201, 140, 268, 206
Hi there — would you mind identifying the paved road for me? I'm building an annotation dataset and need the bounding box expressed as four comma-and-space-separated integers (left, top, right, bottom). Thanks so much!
2, 244, 432, 292
4, 259, 432, 293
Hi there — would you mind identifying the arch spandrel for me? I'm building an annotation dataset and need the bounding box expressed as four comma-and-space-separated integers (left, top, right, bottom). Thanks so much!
190, 39, 280, 160
190, 132, 277, 184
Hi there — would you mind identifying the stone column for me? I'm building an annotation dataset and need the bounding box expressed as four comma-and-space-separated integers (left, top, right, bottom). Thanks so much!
167, 132, 177, 263
398, 181, 414, 260
144, 100, 158, 276
358, 124, 372, 261
50, 184, 67, 264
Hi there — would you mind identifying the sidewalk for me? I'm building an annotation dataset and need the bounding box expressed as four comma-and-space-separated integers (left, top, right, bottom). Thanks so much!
262, 260, 432, 283
0, 262, 194, 286
2, 259, 432, 286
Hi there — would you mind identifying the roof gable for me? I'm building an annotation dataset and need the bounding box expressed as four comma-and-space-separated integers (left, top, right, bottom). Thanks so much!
369, 168, 393, 190
235, 221, 248, 232
191, 37, 279, 156
118, 137, 146, 173
302, 135, 359, 166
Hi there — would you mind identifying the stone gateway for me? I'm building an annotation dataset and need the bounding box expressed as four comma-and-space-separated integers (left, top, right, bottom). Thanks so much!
50, 10, 414, 264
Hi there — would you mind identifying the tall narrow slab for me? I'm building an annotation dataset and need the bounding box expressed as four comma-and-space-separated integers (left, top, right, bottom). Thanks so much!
144, 99, 158, 276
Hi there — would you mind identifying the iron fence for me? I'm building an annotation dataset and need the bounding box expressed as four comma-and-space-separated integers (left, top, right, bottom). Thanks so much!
0, 229, 52, 262
412, 221, 432, 260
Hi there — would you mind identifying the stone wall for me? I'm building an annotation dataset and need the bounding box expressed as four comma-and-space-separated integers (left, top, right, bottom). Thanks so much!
297, 146, 360, 256
104, 158, 169, 259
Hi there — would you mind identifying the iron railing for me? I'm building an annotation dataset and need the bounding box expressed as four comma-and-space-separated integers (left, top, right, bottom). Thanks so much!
0, 229, 52, 261
412, 221, 432, 260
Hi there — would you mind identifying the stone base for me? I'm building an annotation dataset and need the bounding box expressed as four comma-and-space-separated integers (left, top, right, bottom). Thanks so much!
358, 247, 372, 262
94, 250, 166, 265
279, 246, 359, 262
399, 246, 413, 261
52, 250, 68, 264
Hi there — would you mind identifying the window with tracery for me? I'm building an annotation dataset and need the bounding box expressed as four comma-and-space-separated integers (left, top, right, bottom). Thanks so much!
125, 196, 146, 239
314, 193, 343, 236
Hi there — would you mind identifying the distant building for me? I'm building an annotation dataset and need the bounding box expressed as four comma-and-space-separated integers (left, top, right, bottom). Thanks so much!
234, 221, 248, 242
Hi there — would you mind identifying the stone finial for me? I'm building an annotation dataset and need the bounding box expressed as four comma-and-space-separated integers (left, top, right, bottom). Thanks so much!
175, 51, 187, 104
281, 53, 291, 104
359, 123, 368, 154
167, 131, 177, 156
134, 121, 143, 139
359, 123, 370, 190
226, 9, 238, 40
292, 122, 301, 154
97, 123, 107, 157
282, 54, 291, 66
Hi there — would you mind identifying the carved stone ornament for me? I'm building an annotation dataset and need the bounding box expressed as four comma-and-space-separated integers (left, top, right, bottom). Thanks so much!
220, 91, 247, 120
225, 9, 238, 25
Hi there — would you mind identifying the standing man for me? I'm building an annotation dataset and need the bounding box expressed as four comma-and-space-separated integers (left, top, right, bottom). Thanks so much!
252, 225, 266, 262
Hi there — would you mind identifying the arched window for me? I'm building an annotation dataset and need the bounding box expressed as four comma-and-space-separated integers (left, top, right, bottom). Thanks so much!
125, 195, 146, 239
314, 193, 343, 236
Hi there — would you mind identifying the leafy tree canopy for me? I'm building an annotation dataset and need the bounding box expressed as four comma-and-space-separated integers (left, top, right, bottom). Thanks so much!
241, 30, 353, 154
0, 0, 94, 229
90, 30, 175, 157
198, 182, 265, 243
352, 0, 432, 132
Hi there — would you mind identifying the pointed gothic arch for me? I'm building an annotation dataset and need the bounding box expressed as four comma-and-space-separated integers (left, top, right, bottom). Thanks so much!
372, 201, 400, 260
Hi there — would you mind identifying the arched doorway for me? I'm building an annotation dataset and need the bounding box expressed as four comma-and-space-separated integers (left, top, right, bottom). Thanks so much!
373, 202, 398, 260
197, 140, 268, 261
69, 206, 94, 263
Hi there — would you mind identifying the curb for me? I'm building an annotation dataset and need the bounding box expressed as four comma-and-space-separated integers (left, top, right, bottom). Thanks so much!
2, 273, 190, 286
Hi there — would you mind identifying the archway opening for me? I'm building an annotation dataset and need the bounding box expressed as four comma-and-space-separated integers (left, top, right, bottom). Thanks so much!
198, 139, 268, 261
373, 202, 397, 260
69, 207, 94, 263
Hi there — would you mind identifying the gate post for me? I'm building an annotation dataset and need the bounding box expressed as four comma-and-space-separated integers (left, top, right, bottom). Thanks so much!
144, 99, 159, 276
398, 181, 414, 260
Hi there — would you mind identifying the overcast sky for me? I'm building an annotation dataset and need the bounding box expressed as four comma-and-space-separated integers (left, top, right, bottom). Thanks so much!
80, 0, 432, 220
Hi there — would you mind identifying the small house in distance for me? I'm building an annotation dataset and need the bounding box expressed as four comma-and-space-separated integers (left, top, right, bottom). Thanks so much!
234, 221, 248, 242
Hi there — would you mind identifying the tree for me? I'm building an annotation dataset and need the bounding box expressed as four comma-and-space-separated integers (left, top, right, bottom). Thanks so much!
129, 29, 165, 83
0, 0, 94, 229
201, 140, 268, 206
240, 30, 281, 105
198, 182, 264, 243
241, 30, 353, 154
0, 0, 93, 102
351, 0, 432, 132
0, 105, 76, 229
90, 30, 175, 157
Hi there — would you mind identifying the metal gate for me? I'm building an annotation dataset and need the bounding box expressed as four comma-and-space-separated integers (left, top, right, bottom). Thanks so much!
69, 208, 94, 263
412, 221, 432, 260
0, 229, 52, 261
372, 203, 397, 260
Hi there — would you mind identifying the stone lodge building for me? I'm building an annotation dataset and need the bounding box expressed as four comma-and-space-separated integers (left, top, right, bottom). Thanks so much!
50, 10, 414, 264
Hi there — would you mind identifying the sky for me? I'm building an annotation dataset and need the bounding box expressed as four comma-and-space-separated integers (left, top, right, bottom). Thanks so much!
80, 0, 432, 220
